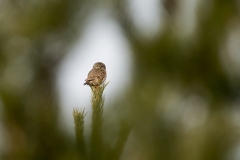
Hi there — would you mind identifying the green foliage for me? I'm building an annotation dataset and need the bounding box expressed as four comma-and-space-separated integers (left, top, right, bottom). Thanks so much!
73, 83, 131, 160
73, 108, 87, 159
90, 83, 108, 160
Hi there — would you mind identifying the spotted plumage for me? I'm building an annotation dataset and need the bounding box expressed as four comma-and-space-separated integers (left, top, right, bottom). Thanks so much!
84, 62, 106, 86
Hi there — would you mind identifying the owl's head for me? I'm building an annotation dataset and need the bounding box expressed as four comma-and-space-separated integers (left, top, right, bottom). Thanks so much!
93, 62, 106, 70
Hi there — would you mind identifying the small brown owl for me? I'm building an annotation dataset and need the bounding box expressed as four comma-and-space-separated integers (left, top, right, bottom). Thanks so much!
84, 62, 106, 86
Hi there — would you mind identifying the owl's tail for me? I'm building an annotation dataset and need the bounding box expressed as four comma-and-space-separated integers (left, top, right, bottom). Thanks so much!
83, 81, 89, 85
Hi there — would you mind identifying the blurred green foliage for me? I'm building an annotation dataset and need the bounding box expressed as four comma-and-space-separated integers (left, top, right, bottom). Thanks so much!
0, 0, 240, 160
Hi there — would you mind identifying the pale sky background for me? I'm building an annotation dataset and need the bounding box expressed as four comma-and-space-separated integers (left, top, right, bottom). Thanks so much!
56, 9, 132, 135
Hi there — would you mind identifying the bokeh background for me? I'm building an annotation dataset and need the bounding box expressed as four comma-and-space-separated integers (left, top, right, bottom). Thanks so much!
1, 0, 240, 160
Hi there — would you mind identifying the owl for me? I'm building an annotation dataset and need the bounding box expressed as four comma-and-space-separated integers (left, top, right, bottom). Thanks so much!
84, 62, 106, 86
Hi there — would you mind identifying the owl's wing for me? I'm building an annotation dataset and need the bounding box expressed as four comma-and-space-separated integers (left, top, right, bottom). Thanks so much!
86, 69, 104, 81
